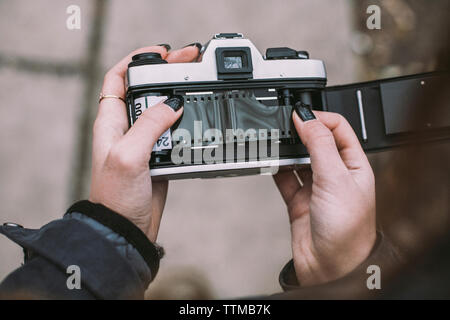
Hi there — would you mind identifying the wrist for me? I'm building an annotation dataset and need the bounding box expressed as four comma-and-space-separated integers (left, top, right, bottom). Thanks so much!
293, 229, 377, 286
88, 194, 152, 240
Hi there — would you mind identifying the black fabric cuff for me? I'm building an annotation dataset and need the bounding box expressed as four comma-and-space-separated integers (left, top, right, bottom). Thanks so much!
66, 200, 160, 281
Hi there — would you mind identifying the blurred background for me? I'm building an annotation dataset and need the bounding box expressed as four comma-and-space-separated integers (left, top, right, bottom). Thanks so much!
0, 0, 448, 298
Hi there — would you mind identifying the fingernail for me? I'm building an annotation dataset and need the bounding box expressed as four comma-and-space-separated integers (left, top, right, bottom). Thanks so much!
294, 102, 316, 121
158, 44, 171, 51
164, 95, 184, 112
183, 42, 202, 51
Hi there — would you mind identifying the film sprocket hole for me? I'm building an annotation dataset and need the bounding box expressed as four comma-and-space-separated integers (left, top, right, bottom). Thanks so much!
125, 33, 450, 180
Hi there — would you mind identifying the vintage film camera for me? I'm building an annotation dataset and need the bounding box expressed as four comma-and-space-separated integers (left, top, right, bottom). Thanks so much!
126, 33, 450, 180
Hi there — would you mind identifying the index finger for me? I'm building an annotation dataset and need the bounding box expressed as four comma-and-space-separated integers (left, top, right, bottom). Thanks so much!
313, 111, 370, 171
166, 45, 200, 63
293, 111, 369, 176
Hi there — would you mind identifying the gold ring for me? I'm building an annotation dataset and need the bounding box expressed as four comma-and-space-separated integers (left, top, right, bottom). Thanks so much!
99, 93, 126, 104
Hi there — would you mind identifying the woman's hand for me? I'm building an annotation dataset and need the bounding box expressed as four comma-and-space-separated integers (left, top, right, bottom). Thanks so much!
89, 44, 200, 242
274, 107, 376, 286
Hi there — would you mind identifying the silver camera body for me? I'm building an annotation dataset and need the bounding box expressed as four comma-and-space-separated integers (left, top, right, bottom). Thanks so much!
126, 33, 450, 180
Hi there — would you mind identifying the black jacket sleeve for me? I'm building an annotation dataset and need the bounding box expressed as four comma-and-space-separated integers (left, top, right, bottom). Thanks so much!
0, 200, 161, 300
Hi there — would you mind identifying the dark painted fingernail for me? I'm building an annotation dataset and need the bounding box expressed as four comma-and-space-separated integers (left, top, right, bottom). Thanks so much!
183, 42, 202, 51
294, 102, 316, 121
164, 95, 184, 112
158, 44, 171, 51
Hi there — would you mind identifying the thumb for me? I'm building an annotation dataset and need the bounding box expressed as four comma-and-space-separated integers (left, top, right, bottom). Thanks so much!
120, 95, 184, 161
292, 107, 347, 177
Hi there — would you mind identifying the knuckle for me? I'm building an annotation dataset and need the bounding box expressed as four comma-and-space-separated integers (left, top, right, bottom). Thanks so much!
103, 70, 113, 83
334, 112, 346, 123
329, 112, 349, 127
107, 145, 137, 172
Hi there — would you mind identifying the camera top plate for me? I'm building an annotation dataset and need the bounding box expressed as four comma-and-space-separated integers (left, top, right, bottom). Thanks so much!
126, 34, 326, 88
